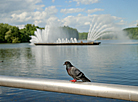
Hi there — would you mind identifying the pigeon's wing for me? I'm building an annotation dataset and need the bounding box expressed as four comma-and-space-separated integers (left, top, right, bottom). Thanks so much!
70, 67, 91, 82
70, 67, 84, 80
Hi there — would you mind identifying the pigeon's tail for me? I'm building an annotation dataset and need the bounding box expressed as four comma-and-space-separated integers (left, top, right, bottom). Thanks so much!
81, 76, 91, 82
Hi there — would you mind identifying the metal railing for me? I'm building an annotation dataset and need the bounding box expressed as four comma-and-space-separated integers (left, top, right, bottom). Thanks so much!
0, 75, 138, 101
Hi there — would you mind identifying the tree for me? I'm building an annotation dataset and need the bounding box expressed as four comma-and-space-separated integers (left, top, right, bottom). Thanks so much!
79, 32, 88, 40
5, 26, 20, 43
5, 30, 12, 43
12, 37, 20, 43
19, 24, 39, 42
0, 23, 9, 43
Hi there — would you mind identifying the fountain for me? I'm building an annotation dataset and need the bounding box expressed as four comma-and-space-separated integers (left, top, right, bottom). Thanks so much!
87, 15, 117, 41
30, 14, 126, 45
30, 25, 101, 46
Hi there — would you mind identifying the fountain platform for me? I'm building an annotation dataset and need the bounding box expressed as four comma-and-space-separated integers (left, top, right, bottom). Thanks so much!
34, 42, 101, 46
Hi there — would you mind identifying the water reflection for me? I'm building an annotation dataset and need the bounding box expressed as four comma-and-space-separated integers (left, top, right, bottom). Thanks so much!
32, 46, 79, 66
30, 44, 138, 85
0, 47, 35, 77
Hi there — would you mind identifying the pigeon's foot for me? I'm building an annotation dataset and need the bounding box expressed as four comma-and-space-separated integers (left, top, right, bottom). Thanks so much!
70, 79, 77, 82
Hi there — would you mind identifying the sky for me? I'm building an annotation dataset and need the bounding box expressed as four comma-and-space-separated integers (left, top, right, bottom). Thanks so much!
0, 0, 138, 32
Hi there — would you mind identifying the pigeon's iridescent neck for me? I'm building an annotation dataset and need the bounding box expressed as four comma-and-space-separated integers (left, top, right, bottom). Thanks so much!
66, 64, 73, 70
66, 64, 73, 68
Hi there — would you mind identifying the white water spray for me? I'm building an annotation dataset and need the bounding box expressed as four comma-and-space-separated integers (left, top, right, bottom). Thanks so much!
30, 25, 78, 45
87, 16, 121, 41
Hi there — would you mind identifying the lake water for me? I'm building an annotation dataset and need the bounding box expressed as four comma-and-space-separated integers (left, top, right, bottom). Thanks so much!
0, 40, 138, 102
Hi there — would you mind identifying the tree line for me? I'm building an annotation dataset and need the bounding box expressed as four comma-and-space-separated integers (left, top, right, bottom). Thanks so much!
79, 32, 88, 40
123, 27, 138, 39
0, 23, 41, 43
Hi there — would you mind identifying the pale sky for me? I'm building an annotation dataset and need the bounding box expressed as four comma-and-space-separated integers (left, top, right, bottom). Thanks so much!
0, 0, 138, 32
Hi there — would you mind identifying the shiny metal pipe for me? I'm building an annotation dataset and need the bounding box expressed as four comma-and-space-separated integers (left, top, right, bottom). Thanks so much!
0, 75, 138, 101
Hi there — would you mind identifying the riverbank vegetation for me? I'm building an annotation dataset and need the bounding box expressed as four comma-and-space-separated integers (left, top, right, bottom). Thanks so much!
0, 23, 40, 43
123, 27, 138, 39
79, 32, 88, 40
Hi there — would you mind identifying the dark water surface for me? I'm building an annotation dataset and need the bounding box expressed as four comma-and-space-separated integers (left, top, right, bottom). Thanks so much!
0, 40, 138, 102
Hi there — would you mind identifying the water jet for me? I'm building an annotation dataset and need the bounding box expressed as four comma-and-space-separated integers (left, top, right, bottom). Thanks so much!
87, 16, 116, 41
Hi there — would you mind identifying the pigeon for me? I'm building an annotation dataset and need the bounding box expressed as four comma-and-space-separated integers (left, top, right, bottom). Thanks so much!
63, 61, 91, 82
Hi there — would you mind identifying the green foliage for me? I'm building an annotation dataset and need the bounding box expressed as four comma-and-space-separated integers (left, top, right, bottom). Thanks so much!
123, 27, 138, 39
79, 32, 88, 40
5, 30, 12, 43
12, 37, 20, 43
19, 24, 39, 42
0, 23, 21, 43
0, 23, 9, 43
62, 26, 79, 39
0, 23, 40, 43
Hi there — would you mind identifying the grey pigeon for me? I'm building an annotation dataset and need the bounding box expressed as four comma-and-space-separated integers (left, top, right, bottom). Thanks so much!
63, 61, 91, 82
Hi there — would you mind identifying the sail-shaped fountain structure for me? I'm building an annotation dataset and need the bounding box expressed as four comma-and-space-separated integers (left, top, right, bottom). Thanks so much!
87, 16, 118, 41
